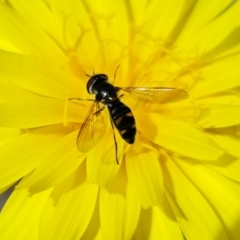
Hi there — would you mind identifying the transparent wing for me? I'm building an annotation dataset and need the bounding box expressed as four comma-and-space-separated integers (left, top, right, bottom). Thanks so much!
118, 87, 188, 103
77, 101, 106, 152
100, 122, 125, 165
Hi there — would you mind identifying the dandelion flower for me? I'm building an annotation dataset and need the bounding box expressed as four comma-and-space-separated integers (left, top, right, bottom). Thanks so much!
0, 0, 240, 240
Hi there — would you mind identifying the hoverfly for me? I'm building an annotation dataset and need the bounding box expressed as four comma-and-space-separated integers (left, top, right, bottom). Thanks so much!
70, 69, 188, 164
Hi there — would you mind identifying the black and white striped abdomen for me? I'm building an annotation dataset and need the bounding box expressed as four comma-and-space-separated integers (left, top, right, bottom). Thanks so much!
107, 99, 136, 144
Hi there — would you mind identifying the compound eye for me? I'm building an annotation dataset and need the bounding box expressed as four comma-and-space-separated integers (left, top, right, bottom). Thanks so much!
87, 74, 109, 94
98, 74, 108, 81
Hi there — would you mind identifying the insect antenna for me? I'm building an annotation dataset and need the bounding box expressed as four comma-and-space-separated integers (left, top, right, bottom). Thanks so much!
86, 68, 97, 77
112, 65, 120, 84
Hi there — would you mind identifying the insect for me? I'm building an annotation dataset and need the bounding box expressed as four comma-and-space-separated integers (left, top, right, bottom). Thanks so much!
70, 69, 188, 164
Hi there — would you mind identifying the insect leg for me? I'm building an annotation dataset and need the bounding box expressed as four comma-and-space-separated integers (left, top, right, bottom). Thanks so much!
64, 97, 93, 127
94, 106, 105, 116
110, 118, 119, 165
68, 98, 94, 101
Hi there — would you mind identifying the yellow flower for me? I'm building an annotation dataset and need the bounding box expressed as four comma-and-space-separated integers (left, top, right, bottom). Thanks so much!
0, 0, 240, 239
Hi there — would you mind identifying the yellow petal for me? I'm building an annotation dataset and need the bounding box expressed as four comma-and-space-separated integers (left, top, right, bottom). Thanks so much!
0, 125, 72, 188
207, 134, 240, 183
39, 163, 99, 240
0, 127, 20, 147
176, 1, 240, 58
132, 0, 189, 39
0, 97, 87, 128
173, 156, 240, 240
0, 187, 52, 240
133, 204, 183, 240
136, 112, 224, 160
165, 93, 240, 127
198, 106, 240, 128
86, 122, 123, 186
163, 153, 230, 240
0, 49, 85, 99
86, 0, 129, 64
0, 182, 15, 195
0, 98, 64, 128
0, 3, 66, 63
80, 199, 102, 240
18, 130, 84, 192
126, 146, 163, 208
190, 54, 240, 98
194, 95, 240, 128
87, 149, 120, 186
100, 179, 141, 240
0, 81, 37, 103
7, 0, 67, 50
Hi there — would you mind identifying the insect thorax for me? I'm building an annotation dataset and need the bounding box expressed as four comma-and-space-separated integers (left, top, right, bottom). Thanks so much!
95, 82, 118, 103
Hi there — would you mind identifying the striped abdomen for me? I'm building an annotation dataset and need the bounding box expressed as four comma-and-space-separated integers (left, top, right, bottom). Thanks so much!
107, 99, 136, 144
